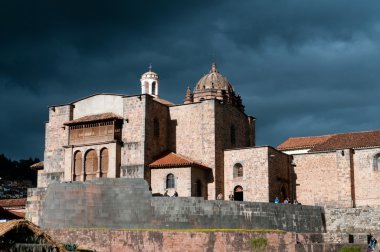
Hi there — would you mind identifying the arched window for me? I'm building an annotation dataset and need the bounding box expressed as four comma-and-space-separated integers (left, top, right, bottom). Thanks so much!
231, 125, 236, 145
151, 81, 156, 95
166, 173, 175, 188
154, 118, 159, 138
375, 154, 380, 171
233, 163, 243, 178
73, 151, 82, 181
85, 149, 98, 181
100, 148, 108, 178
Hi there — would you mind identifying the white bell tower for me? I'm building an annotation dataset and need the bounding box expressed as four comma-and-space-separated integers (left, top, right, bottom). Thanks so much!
140, 65, 159, 97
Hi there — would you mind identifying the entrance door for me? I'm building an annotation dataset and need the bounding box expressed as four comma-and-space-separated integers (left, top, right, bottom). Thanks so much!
234, 185, 243, 201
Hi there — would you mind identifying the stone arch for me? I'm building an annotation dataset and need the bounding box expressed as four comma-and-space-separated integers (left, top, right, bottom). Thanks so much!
84, 149, 98, 181
73, 150, 82, 181
234, 185, 243, 201
100, 148, 108, 178
233, 163, 243, 178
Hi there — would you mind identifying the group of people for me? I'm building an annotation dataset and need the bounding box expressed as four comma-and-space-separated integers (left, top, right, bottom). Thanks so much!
274, 196, 300, 205
367, 235, 377, 251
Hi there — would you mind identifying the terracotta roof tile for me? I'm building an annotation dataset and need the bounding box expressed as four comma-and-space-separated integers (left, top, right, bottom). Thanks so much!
0, 198, 27, 208
278, 130, 380, 152
153, 97, 175, 106
149, 152, 210, 170
277, 134, 334, 150
64, 112, 122, 125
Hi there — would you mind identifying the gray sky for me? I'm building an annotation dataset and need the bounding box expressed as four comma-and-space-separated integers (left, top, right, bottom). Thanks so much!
1, 0, 380, 160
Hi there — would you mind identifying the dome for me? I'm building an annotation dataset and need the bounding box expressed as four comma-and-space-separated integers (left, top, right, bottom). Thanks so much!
194, 63, 234, 92
141, 70, 159, 80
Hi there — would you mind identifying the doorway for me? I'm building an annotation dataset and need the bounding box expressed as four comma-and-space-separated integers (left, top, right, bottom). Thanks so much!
234, 185, 243, 201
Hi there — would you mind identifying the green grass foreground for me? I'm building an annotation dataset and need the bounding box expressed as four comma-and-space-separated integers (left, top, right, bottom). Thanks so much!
64, 227, 284, 233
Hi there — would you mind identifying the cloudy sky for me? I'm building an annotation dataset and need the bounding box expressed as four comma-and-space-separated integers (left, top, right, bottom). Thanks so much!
1, 0, 380, 160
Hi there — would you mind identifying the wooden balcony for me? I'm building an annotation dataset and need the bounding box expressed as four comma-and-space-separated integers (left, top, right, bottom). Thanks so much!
68, 121, 122, 146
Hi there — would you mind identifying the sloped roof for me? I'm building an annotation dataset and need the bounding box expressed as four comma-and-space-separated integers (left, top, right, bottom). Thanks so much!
0, 219, 65, 251
0, 198, 27, 208
153, 97, 175, 106
278, 130, 380, 152
149, 152, 210, 170
0, 207, 24, 220
30, 161, 44, 170
64, 112, 123, 125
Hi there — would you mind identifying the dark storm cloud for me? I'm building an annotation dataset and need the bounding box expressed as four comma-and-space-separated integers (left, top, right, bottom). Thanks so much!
1, 0, 380, 159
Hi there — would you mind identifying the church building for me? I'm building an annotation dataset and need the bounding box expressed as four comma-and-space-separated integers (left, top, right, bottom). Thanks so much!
36, 63, 293, 202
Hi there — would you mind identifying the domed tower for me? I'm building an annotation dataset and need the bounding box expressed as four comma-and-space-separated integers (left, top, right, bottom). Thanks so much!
185, 63, 244, 112
140, 65, 159, 97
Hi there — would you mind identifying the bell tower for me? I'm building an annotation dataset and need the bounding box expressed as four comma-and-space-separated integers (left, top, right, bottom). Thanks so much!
140, 65, 159, 97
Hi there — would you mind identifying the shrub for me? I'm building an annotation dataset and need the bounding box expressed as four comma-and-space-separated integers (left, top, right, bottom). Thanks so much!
250, 237, 268, 252
64, 243, 78, 251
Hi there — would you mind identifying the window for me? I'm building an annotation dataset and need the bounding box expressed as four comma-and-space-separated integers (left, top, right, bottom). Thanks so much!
233, 163, 243, 178
73, 151, 82, 181
375, 154, 380, 171
85, 149, 98, 181
230, 125, 236, 145
152, 81, 156, 95
100, 148, 108, 178
154, 118, 160, 138
166, 173, 175, 188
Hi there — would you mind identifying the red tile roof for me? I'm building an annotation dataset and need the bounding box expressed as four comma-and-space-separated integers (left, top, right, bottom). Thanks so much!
278, 130, 380, 152
64, 112, 123, 125
0, 198, 27, 208
149, 152, 210, 170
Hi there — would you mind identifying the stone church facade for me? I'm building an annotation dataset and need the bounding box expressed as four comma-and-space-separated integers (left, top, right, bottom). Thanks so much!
36, 63, 293, 202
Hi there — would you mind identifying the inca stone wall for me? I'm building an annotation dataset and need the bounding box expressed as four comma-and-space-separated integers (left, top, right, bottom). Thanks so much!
45, 229, 297, 252
31, 178, 325, 233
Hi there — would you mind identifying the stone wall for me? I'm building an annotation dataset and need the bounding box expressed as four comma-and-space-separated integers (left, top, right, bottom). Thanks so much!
352, 147, 380, 207
30, 178, 325, 233
292, 147, 380, 207
121, 95, 147, 179
169, 101, 218, 199
325, 207, 380, 234
45, 229, 297, 252
39, 105, 71, 187
292, 151, 348, 207
224, 146, 292, 203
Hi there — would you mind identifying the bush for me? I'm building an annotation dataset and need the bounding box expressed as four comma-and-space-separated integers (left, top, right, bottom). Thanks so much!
250, 237, 268, 252
64, 243, 78, 251
339, 245, 362, 252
